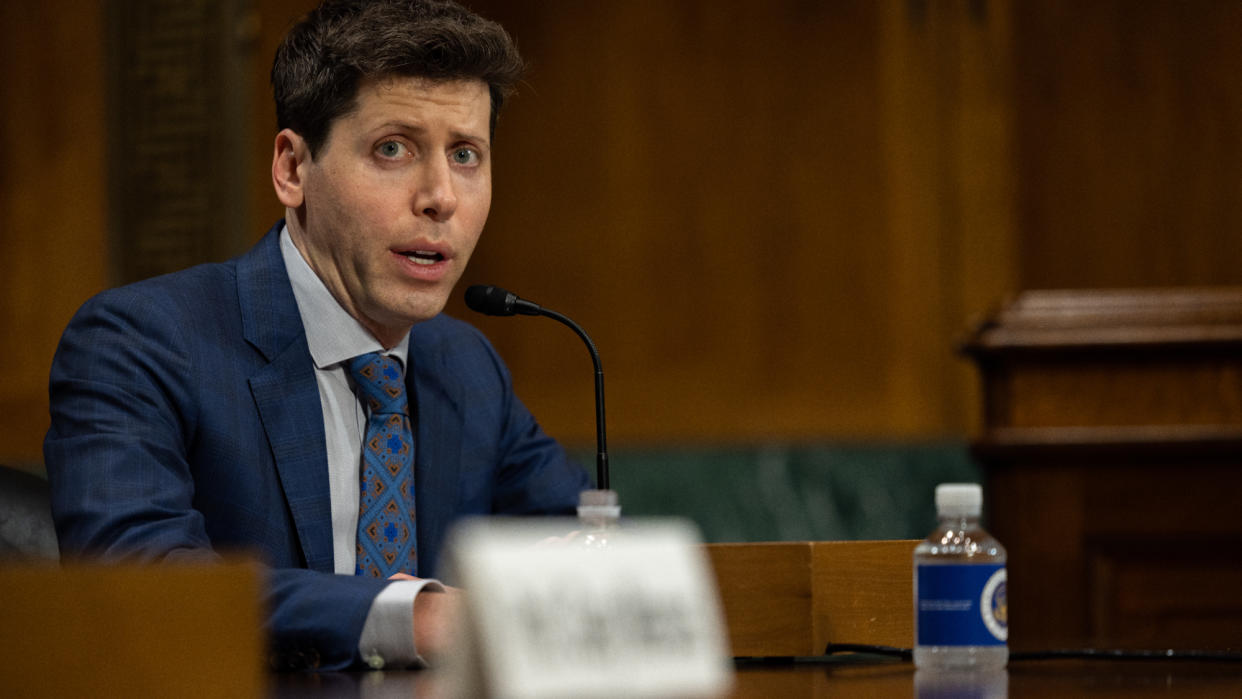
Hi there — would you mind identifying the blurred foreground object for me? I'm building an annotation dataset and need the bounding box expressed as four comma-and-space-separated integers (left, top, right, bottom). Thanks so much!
0, 560, 263, 697
442, 517, 732, 698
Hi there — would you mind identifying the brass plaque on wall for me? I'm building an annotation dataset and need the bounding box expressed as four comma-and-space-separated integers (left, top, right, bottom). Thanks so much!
107, 0, 255, 284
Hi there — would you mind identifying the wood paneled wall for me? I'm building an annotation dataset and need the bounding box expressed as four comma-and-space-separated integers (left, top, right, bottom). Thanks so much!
5, 0, 1242, 462
1, 2, 109, 465
1013, 1, 1242, 289
447, 0, 1015, 445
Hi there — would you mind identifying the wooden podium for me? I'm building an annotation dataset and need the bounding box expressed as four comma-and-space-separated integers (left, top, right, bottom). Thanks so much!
706, 540, 917, 656
962, 288, 1242, 650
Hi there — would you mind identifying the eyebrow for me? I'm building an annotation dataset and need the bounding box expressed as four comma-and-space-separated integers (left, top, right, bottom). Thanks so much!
375, 121, 490, 149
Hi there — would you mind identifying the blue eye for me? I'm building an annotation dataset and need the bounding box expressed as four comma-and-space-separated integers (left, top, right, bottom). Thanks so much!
377, 141, 407, 158
452, 148, 478, 165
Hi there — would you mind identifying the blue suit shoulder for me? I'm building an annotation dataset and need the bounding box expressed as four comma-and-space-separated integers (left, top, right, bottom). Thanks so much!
69, 259, 241, 334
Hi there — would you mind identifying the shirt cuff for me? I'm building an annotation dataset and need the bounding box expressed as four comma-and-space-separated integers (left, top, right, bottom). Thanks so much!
358, 578, 446, 669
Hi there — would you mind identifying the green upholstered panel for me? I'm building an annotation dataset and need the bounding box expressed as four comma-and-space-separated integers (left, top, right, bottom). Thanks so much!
587, 443, 981, 543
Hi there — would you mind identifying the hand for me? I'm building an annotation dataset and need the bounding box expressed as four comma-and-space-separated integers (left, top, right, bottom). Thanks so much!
394, 577, 462, 665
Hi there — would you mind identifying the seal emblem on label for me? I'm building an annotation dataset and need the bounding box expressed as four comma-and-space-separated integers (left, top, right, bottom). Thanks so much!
980, 568, 1008, 642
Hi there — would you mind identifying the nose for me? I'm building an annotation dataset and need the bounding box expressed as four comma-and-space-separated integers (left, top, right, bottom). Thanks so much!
413, 157, 458, 221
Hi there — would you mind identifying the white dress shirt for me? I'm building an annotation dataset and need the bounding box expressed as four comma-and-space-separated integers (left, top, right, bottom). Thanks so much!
280, 226, 442, 668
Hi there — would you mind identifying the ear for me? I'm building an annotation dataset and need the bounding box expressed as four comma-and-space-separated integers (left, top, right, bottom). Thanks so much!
272, 128, 310, 208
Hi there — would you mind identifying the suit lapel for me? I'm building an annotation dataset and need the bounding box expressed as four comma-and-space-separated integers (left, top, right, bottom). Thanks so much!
408, 331, 463, 573
238, 223, 335, 573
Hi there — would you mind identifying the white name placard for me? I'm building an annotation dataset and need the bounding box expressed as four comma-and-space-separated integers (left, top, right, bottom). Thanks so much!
441, 518, 733, 699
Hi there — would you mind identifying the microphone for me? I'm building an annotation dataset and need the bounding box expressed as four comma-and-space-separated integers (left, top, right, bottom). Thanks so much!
464, 284, 542, 317
465, 285, 609, 491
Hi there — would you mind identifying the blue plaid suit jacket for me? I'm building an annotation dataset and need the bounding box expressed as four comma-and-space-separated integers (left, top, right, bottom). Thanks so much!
44, 221, 589, 670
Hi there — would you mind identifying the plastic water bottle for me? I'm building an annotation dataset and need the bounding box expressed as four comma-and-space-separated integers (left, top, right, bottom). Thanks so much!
913, 483, 1008, 670
575, 489, 620, 549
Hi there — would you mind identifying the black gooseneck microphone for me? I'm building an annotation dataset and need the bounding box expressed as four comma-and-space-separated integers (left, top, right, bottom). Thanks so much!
464, 284, 609, 490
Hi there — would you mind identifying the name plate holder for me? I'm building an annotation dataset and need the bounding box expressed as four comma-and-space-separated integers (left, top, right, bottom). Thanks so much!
441, 518, 733, 698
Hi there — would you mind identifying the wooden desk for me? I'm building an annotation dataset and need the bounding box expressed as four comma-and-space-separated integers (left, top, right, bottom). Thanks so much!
269, 659, 1242, 697
17, 540, 1242, 697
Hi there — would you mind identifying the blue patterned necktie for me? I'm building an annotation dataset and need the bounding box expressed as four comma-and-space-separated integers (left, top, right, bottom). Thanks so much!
348, 352, 417, 578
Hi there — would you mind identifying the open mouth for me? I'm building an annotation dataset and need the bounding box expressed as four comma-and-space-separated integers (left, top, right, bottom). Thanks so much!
402, 250, 445, 266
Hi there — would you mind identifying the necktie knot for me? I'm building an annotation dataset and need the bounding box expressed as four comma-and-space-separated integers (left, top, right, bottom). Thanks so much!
348, 353, 408, 416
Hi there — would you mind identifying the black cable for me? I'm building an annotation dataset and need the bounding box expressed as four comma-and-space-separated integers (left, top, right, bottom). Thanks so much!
823, 643, 1242, 663
822, 644, 912, 660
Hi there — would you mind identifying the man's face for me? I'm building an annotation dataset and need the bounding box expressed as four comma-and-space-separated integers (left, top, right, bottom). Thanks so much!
284, 77, 493, 346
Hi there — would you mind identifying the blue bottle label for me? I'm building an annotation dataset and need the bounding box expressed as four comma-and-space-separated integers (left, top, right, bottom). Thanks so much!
916, 563, 1007, 646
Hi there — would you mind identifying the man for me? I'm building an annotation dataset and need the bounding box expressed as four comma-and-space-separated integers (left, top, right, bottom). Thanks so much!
44, 0, 590, 672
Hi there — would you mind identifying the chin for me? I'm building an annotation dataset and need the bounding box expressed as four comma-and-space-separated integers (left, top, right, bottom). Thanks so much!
400, 296, 449, 324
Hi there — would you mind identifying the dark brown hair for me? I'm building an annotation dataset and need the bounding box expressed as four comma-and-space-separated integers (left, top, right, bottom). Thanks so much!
272, 0, 524, 156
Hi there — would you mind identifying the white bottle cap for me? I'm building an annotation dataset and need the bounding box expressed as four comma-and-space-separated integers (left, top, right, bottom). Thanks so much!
578, 489, 618, 507
935, 483, 982, 518
577, 489, 621, 520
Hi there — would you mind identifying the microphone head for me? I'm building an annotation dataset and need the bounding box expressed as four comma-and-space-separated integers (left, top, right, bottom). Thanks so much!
465, 284, 517, 316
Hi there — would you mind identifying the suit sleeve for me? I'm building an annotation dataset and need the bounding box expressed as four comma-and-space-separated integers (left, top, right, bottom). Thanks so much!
43, 287, 387, 671
460, 325, 593, 515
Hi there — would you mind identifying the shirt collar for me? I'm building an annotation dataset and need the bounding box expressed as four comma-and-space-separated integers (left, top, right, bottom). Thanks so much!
280, 224, 410, 370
